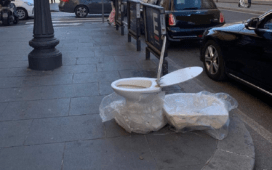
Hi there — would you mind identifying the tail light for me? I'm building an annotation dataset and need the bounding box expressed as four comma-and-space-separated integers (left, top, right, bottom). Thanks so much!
219, 13, 224, 23
61, 0, 69, 2
169, 14, 176, 26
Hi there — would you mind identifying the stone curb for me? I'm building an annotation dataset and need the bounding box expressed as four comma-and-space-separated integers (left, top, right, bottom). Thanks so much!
218, 6, 265, 14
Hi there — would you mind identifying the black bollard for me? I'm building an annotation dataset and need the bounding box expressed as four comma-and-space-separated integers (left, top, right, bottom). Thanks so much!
28, 0, 62, 71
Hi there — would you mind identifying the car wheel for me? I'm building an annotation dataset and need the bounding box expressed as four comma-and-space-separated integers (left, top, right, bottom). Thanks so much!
17, 8, 28, 20
2, 18, 9, 26
202, 40, 226, 81
75, 5, 89, 18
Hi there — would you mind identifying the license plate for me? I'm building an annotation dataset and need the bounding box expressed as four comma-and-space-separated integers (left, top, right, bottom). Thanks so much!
3, 13, 8, 18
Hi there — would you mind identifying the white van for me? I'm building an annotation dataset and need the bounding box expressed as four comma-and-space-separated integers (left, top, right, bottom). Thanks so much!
12, 0, 34, 20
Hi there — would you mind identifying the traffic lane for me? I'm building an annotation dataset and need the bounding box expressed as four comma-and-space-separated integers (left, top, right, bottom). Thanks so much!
220, 9, 259, 23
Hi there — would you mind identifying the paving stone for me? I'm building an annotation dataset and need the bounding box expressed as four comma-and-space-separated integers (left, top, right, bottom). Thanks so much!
0, 120, 32, 147
69, 96, 104, 116
58, 46, 78, 52
0, 55, 28, 62
104, 119, 130, 138
0, 61, 28, 69
202, 149, 255, 170
62, 57, 77, 66
119, 69, 157, 78
73, 83, 100, 97
114, 55, 142, 62
97, 62, 139, 72
52, 65, 97, 74
76, 57, 101, 65
73, 71, 120, 84
146, 132, 217, 169
0, 86, 43, 102
0, 143, 64, 170
0, 102, 8, 115
99, 81, 114, 95
41, 83, 99, 99
217, 114, 255, 158
25, 115, 105, 145
0, 99, 70, 121
63, 136, 157, 170
0, 77, 25, 88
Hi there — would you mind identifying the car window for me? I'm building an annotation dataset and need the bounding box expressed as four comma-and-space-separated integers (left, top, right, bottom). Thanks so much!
263, 18, 272, 30
173, 0, 216, 10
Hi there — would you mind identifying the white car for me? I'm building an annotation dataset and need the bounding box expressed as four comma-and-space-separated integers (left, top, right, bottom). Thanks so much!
12, 0, 34, 20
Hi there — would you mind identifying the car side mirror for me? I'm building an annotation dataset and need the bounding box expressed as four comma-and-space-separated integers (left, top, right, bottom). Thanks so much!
245, 17, 259, 30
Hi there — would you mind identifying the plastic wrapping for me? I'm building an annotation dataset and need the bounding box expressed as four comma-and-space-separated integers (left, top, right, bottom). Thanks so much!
163, 91, 238, 140
99, 92, 167, 134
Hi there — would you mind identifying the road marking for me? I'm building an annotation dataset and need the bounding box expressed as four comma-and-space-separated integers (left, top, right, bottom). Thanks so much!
25, 19, 103, 24
167, 57, 272, 144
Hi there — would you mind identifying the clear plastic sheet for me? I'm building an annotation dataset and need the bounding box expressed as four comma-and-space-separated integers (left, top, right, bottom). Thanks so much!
163, 91, 238, 140
99, 92, 167, 134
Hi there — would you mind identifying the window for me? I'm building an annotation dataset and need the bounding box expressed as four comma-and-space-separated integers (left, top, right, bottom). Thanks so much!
263, 18, 272, 30
173, 0, 216, 10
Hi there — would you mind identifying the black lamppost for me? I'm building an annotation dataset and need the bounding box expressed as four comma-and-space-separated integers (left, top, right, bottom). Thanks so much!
28, 0, 62, 70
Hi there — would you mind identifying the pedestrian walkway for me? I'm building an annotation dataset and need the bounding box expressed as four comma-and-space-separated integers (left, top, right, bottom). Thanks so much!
0, 20, 255, 169
50, 3, 59, 12
216, 1, 272, 14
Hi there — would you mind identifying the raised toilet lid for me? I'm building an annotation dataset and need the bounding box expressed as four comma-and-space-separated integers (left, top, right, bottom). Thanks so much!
159, 67, 203, 88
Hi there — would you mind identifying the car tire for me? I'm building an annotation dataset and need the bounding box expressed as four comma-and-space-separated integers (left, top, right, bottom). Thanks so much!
2, 18, 9, 26
16, 8, 28, 20
13, 16, 19, 24
75, 5, 89, 18
202, 40, 226, 81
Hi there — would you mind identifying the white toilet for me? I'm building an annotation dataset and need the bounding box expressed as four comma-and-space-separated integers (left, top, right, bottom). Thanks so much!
111, 67, 203, 103
111, 77, 161, 102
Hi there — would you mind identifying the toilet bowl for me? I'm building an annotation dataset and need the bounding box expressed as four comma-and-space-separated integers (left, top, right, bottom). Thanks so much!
111, 77, 161, 102
111, 67, 204, 103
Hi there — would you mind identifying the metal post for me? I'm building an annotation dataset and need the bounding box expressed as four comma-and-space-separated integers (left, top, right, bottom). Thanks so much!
102, 0, 104, 23
146, 47, 150, 60
28, 0, 62, 70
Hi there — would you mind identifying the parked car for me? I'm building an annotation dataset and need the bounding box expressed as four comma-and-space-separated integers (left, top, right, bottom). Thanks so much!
59, 0, 112, 18
200, 10, 272, 96
11, 0, 34, 20
140, 0, 225, 43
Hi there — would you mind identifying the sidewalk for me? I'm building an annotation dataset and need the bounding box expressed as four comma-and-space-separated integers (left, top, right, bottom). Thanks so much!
50, 3, 59, 12
216, 1, 272, 14
0, 21, 255, 169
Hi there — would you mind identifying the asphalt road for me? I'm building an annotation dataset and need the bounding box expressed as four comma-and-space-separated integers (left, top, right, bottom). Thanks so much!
167, 9, 272, 170
17, 9, 272, 169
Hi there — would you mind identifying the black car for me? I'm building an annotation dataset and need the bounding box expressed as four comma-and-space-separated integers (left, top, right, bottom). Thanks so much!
141, 0, 225, 42
200, 10, 272, 96
59, 0, 111, 18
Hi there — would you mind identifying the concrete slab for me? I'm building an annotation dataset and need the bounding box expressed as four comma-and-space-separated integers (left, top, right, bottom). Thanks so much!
25, 115, 105, 145
0, 143, 64, 170
0, 99, 70, 121
0, 120, 32, 147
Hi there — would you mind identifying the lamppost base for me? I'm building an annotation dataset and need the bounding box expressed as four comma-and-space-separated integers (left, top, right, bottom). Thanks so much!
28, 37, 62, 71
28, 48, 62, 71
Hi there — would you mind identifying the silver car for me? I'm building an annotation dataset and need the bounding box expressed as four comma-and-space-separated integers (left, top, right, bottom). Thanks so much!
59, 0, 111, 18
